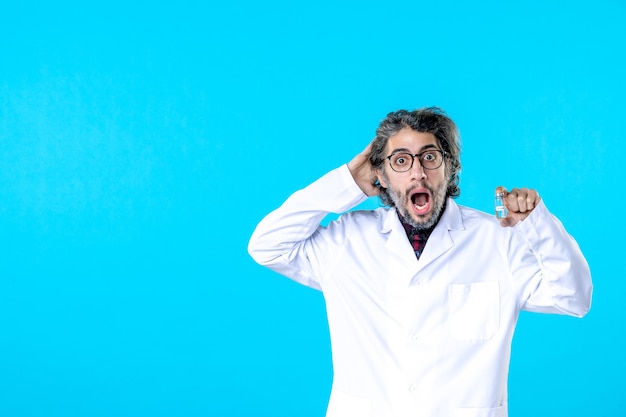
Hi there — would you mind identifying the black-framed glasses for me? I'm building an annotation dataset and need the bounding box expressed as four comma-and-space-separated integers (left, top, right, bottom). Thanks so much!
386, 149, 446, 173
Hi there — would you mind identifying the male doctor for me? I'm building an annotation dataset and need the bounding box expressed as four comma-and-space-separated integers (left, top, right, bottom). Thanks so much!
248, 107, 592, 417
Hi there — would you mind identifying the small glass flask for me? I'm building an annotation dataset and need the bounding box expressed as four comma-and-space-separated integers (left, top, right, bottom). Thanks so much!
495, 192, 508, 219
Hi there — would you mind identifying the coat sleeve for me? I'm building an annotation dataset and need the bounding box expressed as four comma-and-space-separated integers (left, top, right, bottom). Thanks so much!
248, 164, 368, 290
509, 201, 593, 317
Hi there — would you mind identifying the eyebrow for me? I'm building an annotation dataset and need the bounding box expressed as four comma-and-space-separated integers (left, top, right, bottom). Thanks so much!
388, 144, 439, 155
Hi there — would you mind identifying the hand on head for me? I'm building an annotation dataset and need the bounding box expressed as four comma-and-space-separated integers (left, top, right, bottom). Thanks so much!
348, 141, 380, 197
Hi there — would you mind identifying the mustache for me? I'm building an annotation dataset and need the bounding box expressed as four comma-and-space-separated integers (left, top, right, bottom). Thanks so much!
405, 184, 433, 200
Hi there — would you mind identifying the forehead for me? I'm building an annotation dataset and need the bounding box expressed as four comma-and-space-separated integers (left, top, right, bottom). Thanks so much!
386, 127, 439, 153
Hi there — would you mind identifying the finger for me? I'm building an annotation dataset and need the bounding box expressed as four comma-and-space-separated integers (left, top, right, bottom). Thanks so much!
525, 190, 535, 211
505, 189, 520, 213
530, 189, 540, 205
516, 191, 529, 213
362, 138, 377, 155
349, 141, 375, 169
517, 188, 540, 212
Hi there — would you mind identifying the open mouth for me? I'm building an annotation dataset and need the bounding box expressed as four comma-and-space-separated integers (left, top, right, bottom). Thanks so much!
410, 190, 432, 215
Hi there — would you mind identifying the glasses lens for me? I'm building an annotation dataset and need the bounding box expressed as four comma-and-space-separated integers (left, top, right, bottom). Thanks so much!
390, 153, 413, 172
420, 151, 442, 170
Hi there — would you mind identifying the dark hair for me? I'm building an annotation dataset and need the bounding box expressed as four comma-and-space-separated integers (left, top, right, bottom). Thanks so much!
369, 107, 461, 206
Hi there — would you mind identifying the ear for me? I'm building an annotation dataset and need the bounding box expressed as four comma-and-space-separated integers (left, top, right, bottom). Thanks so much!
375, 169, 388, 188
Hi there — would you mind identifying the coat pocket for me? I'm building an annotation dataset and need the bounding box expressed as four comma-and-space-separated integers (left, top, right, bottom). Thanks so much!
325, 390, 372, 417
453, 405, 507, 417
447, 281, 500, 340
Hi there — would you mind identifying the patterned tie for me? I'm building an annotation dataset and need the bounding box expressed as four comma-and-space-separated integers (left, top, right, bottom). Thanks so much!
411, 230, 427, 259
398, 214, 432, 259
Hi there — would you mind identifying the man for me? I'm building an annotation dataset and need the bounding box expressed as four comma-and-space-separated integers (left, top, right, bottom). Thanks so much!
248, 107, 592, 417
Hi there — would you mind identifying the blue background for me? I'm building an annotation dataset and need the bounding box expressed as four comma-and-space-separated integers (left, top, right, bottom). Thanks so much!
1, 1, 624, 416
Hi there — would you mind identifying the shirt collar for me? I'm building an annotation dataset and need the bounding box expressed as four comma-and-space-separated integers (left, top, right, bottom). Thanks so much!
397, 211, 435, 241
381, 198, 465, 234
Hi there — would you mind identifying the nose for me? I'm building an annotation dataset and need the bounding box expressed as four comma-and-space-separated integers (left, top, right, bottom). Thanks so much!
409, 158, 427, 180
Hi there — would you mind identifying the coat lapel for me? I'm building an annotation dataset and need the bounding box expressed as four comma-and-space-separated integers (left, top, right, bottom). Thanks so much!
418, 200, 463, 267
380, 199, 465, 287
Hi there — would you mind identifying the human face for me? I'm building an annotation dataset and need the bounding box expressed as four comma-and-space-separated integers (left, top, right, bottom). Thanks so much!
377, 128, 449, 230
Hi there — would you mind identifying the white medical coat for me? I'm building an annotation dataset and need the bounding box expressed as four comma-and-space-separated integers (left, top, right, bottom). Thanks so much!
248, 164, 592, 417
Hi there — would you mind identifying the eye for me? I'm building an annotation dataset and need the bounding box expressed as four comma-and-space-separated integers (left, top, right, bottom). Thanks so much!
393, 154, 410, 166
423, 152, 436, 162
